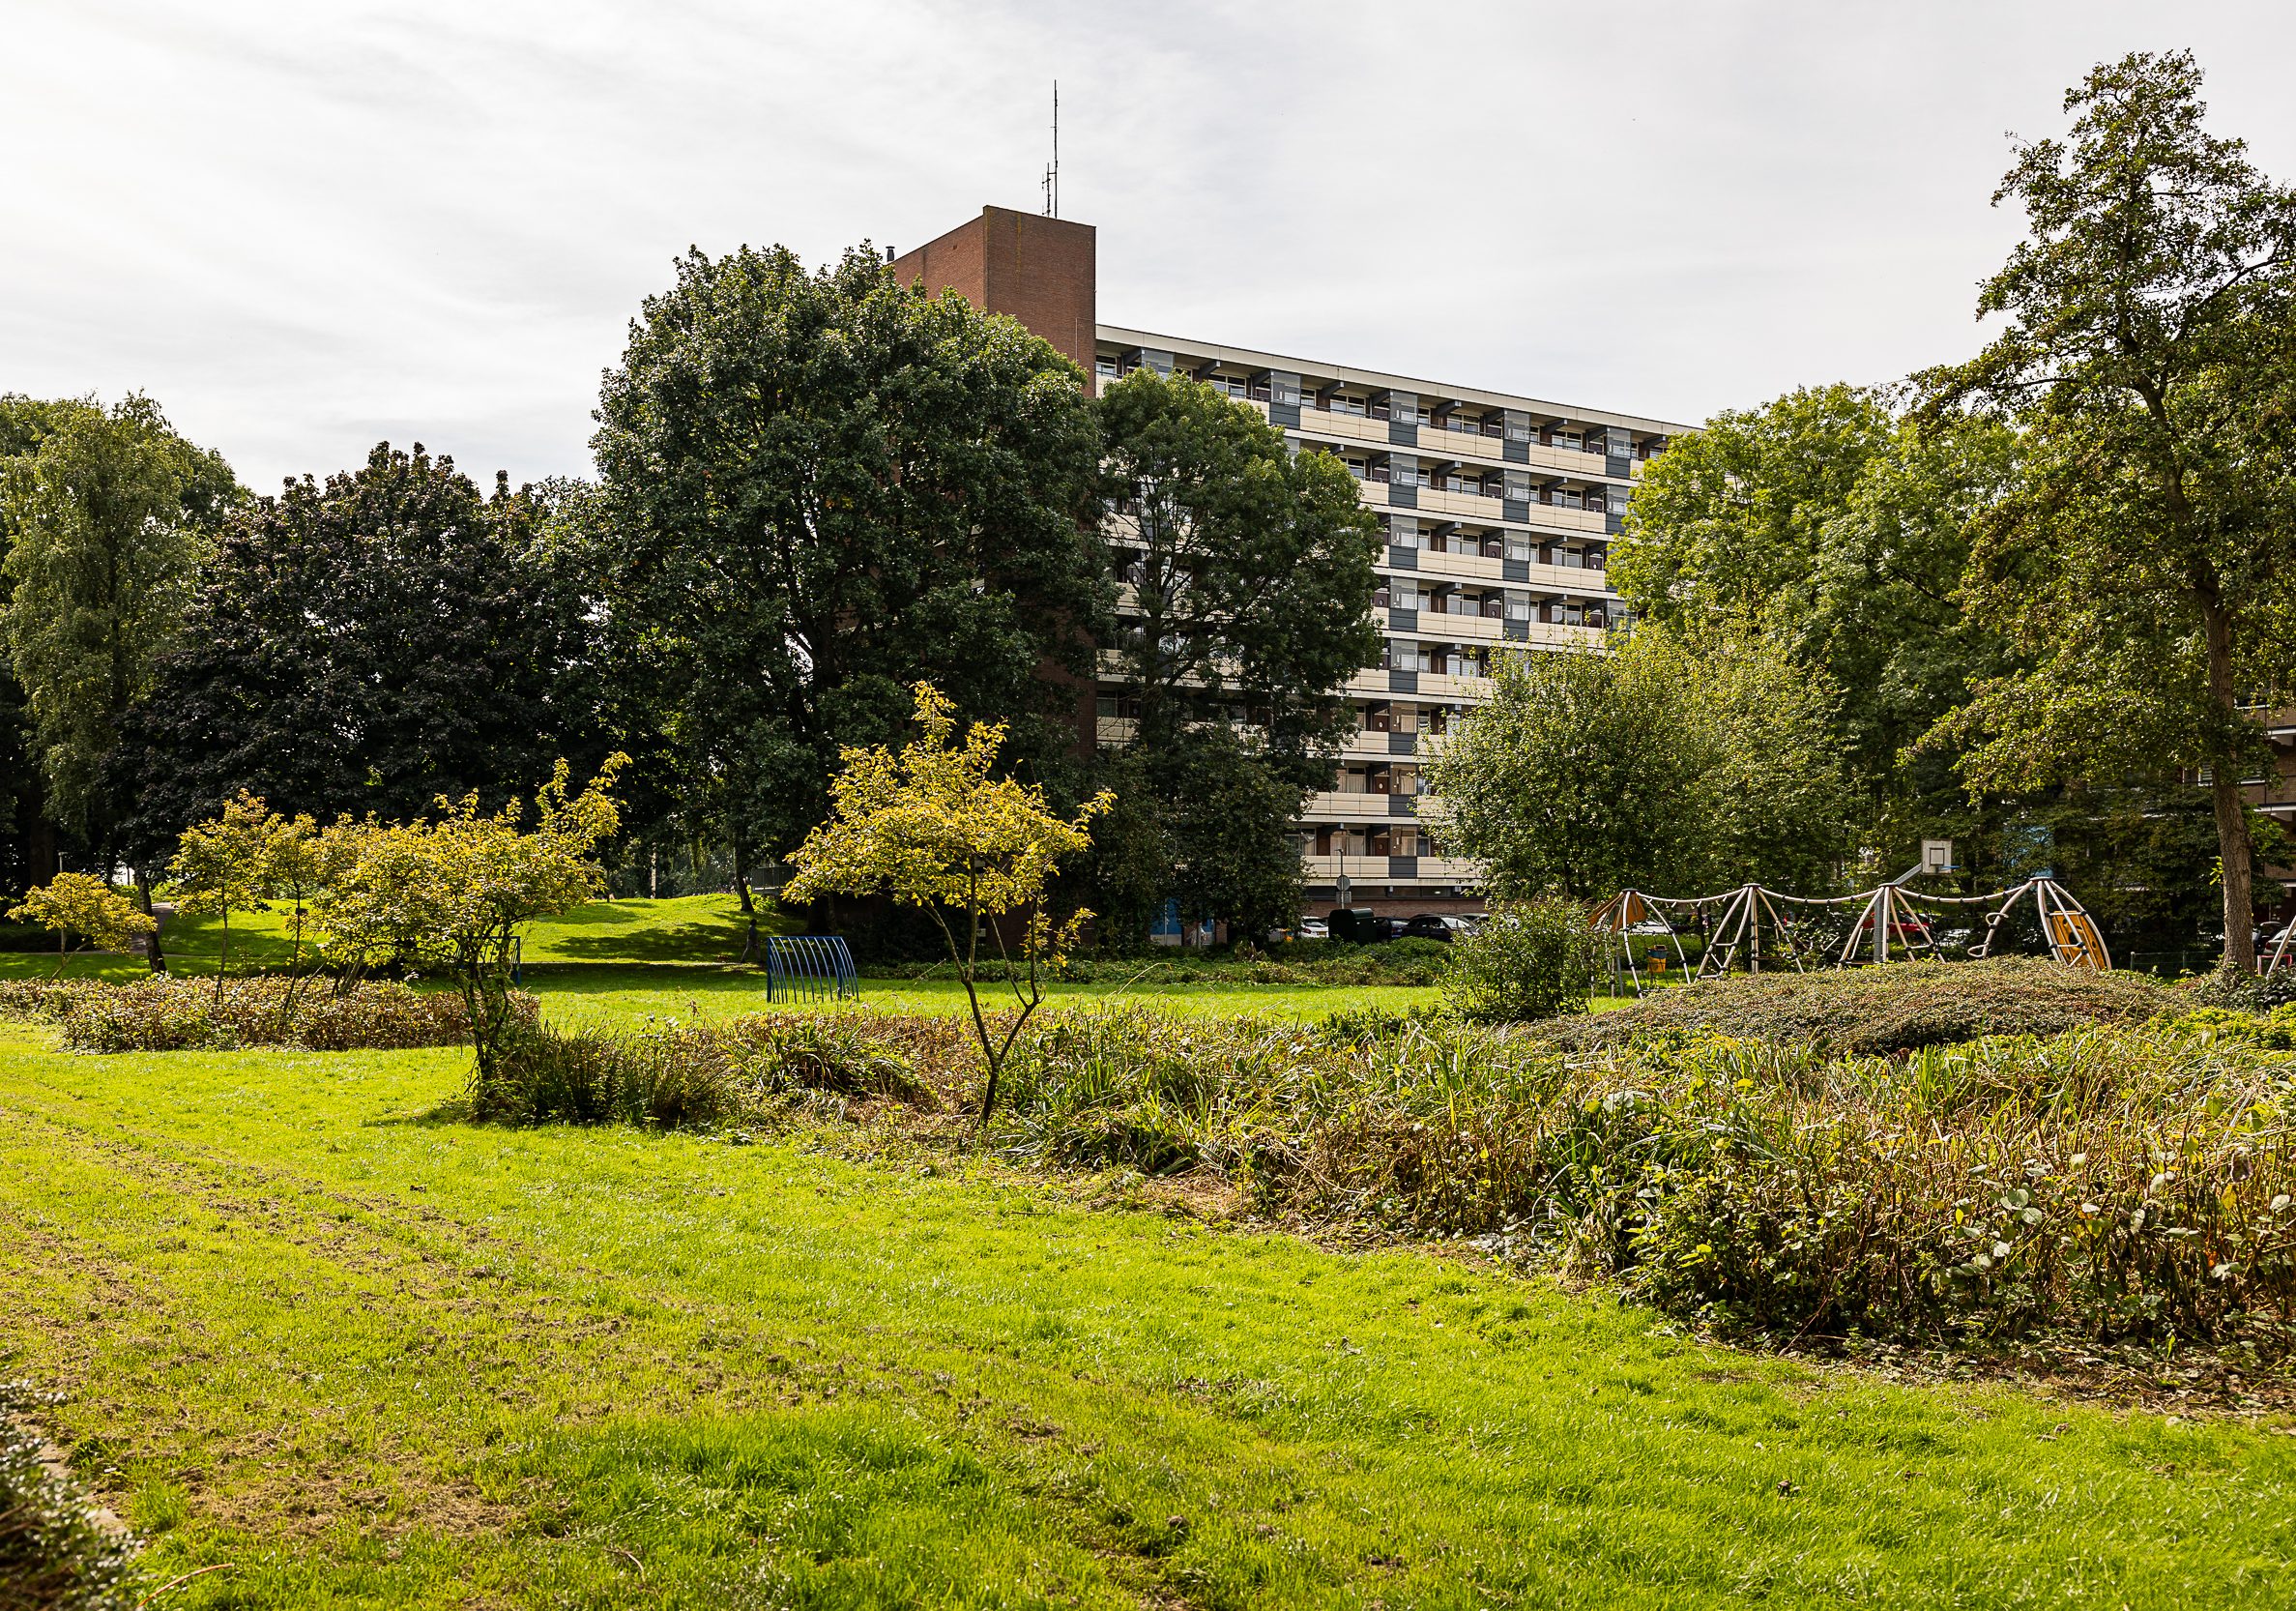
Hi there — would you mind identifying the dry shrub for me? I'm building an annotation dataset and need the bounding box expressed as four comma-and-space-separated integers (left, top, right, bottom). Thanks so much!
1535, 956, 2178, 1055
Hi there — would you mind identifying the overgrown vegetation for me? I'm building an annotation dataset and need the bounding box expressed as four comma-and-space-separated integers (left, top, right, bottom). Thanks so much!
1535, 956, 2178, 1054
0, 1381, 141, 1611
455, 975, 2296, 1358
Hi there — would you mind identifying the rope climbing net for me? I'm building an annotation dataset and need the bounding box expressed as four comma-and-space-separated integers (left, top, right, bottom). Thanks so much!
1588, 876, 2111, 993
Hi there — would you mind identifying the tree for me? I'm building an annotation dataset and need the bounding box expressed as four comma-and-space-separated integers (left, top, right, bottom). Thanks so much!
169, 792, 276, 999
1090, 370, 1381, 943
1423, 630, 1851, 899
0, 394, 239, 861
319, 757, 625, 1095
783, 685, 1109, 1124
1919, 49, 2296, 972
592, 244, 1108, 908
1613, 388, 2020, 855
1156, 725, 1306, 944
8, 871, 155, 978
110, 445, 606, 863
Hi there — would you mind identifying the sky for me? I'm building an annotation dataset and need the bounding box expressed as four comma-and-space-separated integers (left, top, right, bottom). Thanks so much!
6, 0, 2296, 491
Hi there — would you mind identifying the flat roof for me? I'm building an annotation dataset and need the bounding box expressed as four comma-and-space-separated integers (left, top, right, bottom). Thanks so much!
1096, 323, 1696, 438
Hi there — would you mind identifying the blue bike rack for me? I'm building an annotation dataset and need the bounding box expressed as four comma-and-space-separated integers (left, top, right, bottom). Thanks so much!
764, 935, 859, 1003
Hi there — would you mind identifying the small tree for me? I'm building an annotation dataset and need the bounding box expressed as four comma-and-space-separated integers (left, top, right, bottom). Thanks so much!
319, 757, 625, 1096
9, 872, 157, 978
170, 793, 276, 999
784, 684, 1110, 1123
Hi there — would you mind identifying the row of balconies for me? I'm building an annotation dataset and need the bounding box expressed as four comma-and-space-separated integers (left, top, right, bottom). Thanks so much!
1301, 855, 1481, 884
1290, 406, 1643, 480
1097, 357, 1666, 462
1354, 476, 1613, 532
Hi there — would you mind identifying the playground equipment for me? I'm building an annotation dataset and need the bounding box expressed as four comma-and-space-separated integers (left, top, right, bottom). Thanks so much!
764, 934, 859, 1003
1591, 874, 2110, 991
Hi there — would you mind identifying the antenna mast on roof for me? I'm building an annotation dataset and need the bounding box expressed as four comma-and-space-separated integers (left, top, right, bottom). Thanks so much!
1043, 80, 1060, 218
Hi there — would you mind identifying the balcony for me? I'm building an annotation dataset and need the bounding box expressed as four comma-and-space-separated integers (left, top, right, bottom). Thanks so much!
1300, 854, 1483, 885
1300, 787, 1420, 823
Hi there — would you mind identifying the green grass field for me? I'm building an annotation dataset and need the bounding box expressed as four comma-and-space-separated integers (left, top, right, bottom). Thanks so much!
4, 970, 2293, 1607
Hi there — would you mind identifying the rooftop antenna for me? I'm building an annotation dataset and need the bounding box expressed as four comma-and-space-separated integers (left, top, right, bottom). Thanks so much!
1042, 80, 1060, 218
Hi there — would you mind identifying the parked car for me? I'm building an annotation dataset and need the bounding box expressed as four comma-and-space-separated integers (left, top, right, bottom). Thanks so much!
1293, 916, 1330, 941
1402, 913, 1470, 942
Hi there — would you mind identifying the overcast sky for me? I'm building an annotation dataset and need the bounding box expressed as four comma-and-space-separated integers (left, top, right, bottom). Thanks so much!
7, 1, 2295, 490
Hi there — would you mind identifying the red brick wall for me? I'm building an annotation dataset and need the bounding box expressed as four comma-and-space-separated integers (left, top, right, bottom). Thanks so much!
892, 206, 1096, 386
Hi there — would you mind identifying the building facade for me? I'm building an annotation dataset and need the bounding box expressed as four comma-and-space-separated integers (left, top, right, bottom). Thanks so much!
895, 206, 1692, 918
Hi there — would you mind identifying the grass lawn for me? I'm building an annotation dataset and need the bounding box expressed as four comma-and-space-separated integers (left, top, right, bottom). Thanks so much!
522, 965, 1445, 1030
4, 980, 2292, 1606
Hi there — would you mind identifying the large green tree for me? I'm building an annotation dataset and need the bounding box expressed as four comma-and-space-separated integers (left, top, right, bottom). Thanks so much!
1920, 49, 2296, 972
0, 394, 238, 860
591, 243, 1108, 908
1424, 629, 1850, 899
1613, 387, 2020, 856
110, 444, 605, 860
1091, 370, 1380, 942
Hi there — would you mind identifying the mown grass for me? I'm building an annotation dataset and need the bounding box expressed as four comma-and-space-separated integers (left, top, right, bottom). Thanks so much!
522, 965, 1449, 1030
3, 993, 2294, 1606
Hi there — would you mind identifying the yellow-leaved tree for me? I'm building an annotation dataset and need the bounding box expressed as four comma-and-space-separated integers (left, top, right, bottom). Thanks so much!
320, 756, 625, 1096
9, 871, 157, 978
784, 685, 1110, 1123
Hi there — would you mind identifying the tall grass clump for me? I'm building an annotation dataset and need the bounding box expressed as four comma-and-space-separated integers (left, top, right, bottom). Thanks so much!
471, 1011, 948, 1128
1540, 956, 2178, 1054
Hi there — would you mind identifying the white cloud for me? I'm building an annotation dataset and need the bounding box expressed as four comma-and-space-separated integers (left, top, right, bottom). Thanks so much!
5, 0, 2291, 485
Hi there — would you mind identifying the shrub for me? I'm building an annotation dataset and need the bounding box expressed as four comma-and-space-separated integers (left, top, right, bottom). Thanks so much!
1441, 897, 1603, 1023
1535, 956, 2178, 1055
0, 976, 485, 1053
0, 1381, 141, 1611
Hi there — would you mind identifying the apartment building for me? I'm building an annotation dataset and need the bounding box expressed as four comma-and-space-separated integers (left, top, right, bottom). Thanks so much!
895, 206, 1692, 917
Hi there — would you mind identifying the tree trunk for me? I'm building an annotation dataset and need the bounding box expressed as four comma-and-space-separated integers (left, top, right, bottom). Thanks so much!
2213, 774, 2258, 973
2200, 592, 2257, 973
732, 834, 755, 915
134, 869, 166, 973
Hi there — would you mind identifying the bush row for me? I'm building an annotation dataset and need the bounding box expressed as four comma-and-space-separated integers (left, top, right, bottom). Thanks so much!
0, 976, 488, 1052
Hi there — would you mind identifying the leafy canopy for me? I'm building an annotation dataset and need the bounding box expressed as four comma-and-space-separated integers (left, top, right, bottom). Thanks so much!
112, 444, 603, 864
9, 871, 155, 974
592, 243, 1107, 894
1918, 48, 2296, 970
1424, 630, 1851, 900
0, 393, 239, 850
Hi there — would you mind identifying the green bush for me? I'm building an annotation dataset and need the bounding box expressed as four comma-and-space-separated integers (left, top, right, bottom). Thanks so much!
1535, 956, 2178, 1055
0, 1381, 141, 1611
0, 977, 488, 1054
1441, 898, 1603, 1023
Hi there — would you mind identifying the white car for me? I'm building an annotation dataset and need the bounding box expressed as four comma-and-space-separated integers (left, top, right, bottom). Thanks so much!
1294, 917, 1330, 940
